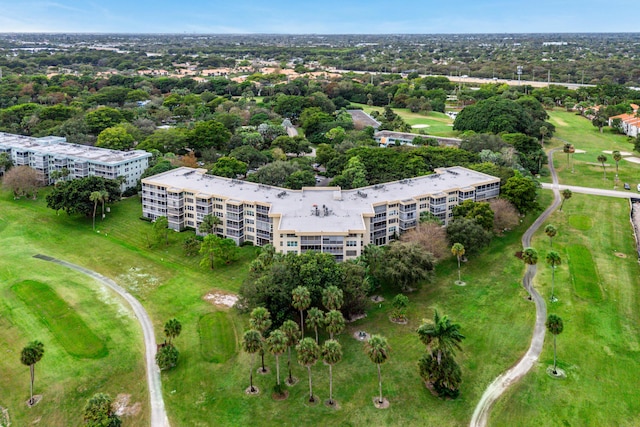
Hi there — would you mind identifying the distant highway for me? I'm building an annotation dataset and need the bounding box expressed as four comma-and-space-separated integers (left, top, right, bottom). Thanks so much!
333, 69, 595, 90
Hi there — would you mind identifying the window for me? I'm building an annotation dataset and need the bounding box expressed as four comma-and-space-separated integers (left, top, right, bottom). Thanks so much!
346, 240, 357, 247
287, 241, 298, 247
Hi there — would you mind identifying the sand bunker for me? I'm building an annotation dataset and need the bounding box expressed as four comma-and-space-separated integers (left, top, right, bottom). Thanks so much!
203, 291, 238, 307
623, 157, 640, 164
411, 124, 430, 128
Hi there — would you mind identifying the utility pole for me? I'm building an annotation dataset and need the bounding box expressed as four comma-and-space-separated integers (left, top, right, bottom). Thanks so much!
517, 65, 522, 86
548, 70, 551, 87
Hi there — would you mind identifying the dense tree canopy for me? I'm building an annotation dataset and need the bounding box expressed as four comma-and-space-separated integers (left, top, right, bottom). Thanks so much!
46, 176, 121, 216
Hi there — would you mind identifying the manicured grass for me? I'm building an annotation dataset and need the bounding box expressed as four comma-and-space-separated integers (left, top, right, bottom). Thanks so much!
349, 102, 458, 137
542, 110, 640, 190
490, 193, 640, 426
11, 280, 108, 359
566, 245, 602, 301
198, 312, 237, 363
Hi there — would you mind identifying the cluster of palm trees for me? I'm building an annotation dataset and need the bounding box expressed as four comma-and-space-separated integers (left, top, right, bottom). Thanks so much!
243, 285, 392, 407
156, 318, 182, 371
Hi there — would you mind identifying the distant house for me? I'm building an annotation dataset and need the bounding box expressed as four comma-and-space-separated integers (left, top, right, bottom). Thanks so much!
373, 131, 462, 148
608, 112, 640, 138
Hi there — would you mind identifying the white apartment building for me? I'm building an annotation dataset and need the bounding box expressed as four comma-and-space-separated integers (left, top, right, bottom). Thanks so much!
0, 132, 151, 190
141, 166, 500, 262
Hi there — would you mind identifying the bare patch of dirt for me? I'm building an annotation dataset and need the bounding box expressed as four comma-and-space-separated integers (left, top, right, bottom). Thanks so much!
113, 394, 141, 417
370, 295, 384, 302
614, 252, 627, 258
25, 395, 42, 407
245, 386, 260, 395
272, 390, 289, 400
389, 317, 408, 325
346, 313, 367, 323
257, 366, 270, 375
372, 396, 390, 409
325, 399, 341, 409
285, 377, 299, 387
515, 251, 523, 259
0, 406, 10, 427
203, 290, 238, 308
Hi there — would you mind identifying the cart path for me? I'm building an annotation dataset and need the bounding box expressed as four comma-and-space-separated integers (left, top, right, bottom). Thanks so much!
33, 254, 169, 427
470, 148, 561, 426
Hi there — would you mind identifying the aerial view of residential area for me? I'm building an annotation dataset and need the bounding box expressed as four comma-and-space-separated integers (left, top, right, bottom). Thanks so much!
1, 1, 639, 426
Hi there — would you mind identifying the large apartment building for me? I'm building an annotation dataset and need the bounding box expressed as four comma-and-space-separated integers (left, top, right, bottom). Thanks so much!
142, 166, 500, 261
0, 132, 151, 190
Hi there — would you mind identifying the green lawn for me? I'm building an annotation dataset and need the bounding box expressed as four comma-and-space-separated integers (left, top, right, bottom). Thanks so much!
1, 172, 639, 425
349, 102, 458, 137
490, 193, 640, 426
11, 280, 108, 359
543, 110, 640, 190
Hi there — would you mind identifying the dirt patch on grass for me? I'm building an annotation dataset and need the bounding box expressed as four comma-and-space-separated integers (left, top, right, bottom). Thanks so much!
113, 394, 142, 417
116, 267, 160, 296
552, 117, 568, 127
0, 406, 10, 427
203, 290, 238, 308
372, 396, 390, 408
614, 252, 627, 258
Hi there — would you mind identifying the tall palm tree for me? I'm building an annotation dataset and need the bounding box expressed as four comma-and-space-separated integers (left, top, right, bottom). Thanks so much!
451, 243, 465, 282
306, 307, 325, 344
20, 340, 45, 405
563, 143, 573, 168
560, 189, 572, 212
546, 251, 562, 302
324, 310, 345, 340
280, 320, 300, 385
322, 286, 344, 311
417, 311, 465, 364
522, 247, 539, 267
291, 286, 311, 338
613, 150, 622, 179
242, 330, 262, 393
322, 339, 343, 406
250, 307, 272, 373
163, 318, 182, 345
90, 191, 101, 230
266, 329, 288, 387
99, 189, 109, 221
365, 334, 390, 405
544, 224, 557, 248
546, 314, 564, 374
296, 337, 320, 402
539, 125, 549, 145
597, 154, 607, 180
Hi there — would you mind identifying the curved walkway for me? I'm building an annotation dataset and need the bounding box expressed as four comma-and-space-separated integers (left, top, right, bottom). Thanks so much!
470, 148, 561, 427
33, 254, 169, 427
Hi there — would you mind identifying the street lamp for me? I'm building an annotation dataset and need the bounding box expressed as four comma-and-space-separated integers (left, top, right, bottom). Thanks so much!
517, 66, 523, 86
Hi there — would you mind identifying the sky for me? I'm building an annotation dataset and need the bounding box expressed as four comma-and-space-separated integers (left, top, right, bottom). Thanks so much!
0, 0, 637, 34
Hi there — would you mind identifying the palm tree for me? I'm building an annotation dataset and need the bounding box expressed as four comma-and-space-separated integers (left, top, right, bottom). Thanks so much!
324, 310, 345, 340
250, 307, 272, 373
99, 189, 109, 221
291, 286, 311, 338
597, 154, 607, 180
322, 286, 344, 311
296, 337, 320, 402
242, 330, 262, 393
365, 334, 390, 405
451, 243, 465, 283
613, 150, 622, 179
20, 340, 45, 405
280, 320, 300, 385
560, 189, 572, 212
544, 224, 557, 248
563, 143, 572, 168
322, 339, 343, 406
90, 191, 101, 230
163, 318, 182, 345
266, 329, 288, 387
306, 307, 325, 344
417, 311, 465, 364
522, 247, 539, 267
539, 125, 549, 145
546, 314, 564, 374
546, 251, 562, 302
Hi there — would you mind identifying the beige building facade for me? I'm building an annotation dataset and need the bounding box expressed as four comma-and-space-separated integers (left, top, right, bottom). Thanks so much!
141, 166, 500, 261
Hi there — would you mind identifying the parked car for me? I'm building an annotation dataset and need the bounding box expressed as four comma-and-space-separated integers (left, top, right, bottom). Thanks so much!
637, 183, 640, 192
624, 183, 630, 190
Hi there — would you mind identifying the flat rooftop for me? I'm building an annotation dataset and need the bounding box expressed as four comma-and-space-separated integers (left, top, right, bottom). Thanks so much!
0, 132, 151, 164
144, 166, 499, 234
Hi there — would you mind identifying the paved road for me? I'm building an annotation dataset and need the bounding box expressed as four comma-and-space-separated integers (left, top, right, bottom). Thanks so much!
470, 148, 561, 427
541, 182, 640, 199
33, 255, 169, 427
